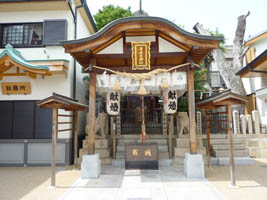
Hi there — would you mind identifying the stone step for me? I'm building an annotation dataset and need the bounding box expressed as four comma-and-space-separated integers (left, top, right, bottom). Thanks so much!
116, 144, 169, 152
174, 147, 206, 157
115, 151, 170, 159
210, 139, 245, 145
79, 148, 111, 158
212, 150, 249, 157
117, 134, 169, 139
248, 147, 267, 158
117, 139, 168, 145
176, 138, 203, 148
82, 139, 109, 149
211, 144, 246, 150
210, 134, 228, 139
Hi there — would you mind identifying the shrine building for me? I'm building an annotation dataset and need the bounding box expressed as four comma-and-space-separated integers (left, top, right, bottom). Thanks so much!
61, 12, 222, 175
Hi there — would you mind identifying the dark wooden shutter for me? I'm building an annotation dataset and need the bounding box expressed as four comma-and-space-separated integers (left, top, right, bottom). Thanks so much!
34, 105, 52, 139
43, 20, 67, 45
0, 102, 13, 139
13, 102, 35, 139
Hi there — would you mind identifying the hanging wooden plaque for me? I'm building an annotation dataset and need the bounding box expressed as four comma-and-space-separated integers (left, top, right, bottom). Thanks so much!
1, 82, 31, 95
131, 41, 151, 70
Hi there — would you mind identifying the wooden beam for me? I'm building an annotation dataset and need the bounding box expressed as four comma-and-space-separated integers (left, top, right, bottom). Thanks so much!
57, 128, 74, 132
57, 121, 72, 124
73, 110, 78, 168
2, 72, 26, 76
168, 114, 174, 158
51, 108, 58, 187
87, 59, 97, 155
58, 114, 73, 117
26, 72, 37, 79
227, 105, 236, 186
159, 32, 191, 52
92, 52, 187, 59
187, 67, 197, 154
92, 34, 122, 54
205, 108, 211, 167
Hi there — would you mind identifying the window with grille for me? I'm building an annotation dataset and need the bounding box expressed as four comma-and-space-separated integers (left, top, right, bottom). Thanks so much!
0, 20, 67, 47
1, 23, 43, 47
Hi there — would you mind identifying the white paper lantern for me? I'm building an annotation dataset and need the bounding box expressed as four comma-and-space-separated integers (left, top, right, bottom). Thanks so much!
163, 90, 177, 114
106, 91, 120, 115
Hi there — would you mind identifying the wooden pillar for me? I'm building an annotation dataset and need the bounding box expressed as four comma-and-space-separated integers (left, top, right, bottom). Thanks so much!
227, 105, 236, 186
187, 68, 197, 154
73, 110, 78, 168
111, 116, 116, 159
87, 65, 96, 155
205, 108, 211, 167
168, 114, 174, 158
51, 107, 58, 187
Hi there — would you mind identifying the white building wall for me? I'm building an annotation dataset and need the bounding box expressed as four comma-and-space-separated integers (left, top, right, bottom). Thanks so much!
0, 8, 93, 138
242, 34, 267, 126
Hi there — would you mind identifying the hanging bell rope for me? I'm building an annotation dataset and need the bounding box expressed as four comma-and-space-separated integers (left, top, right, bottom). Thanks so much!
85, 63, 199, 81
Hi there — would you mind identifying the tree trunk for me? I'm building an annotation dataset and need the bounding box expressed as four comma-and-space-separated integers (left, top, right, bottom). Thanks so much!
193, 12, 250, 96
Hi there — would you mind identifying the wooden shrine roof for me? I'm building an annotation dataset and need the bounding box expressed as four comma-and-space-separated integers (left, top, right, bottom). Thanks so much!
236, 49, 267, 78
37, 93, 88, 111
196, 89, 248, 108
61, 16, 223, 72
0, 44, 51, 77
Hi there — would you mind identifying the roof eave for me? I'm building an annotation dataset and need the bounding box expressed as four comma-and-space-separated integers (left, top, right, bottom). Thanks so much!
60, 16, 223, 47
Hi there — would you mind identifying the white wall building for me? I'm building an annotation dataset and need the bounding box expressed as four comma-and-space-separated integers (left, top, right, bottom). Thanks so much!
236, 29, 267, 127
0, 0, 97, 166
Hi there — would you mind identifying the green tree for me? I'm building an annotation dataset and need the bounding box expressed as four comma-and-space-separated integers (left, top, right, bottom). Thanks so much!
94, 5, 133, 30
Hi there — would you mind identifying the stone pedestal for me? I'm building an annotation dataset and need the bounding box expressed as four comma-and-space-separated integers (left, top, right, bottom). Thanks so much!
246, 115, 253, 134
184, 153, 204, 179
240, 115, 247, 134
252, 110, 261, 134
81, 154, 101, 179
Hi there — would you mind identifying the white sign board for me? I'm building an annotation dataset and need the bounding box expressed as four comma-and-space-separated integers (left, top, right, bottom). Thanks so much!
163, 90, 177, 114
106, 91, 120, 115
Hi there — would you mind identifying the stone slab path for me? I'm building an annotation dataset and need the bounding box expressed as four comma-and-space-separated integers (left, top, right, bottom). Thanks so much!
58, 166, 225, 200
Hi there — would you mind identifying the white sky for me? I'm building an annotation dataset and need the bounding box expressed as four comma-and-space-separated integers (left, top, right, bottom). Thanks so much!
86, 0, 267, 45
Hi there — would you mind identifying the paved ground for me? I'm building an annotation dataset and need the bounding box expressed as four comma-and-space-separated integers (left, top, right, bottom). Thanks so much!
58, 166, 224, 200
1, 159, 267, 200
206, 158, 267, 200
0, 166, 80, 200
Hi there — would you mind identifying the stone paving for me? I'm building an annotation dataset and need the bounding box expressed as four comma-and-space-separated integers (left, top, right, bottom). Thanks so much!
58, 165, 225, 200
